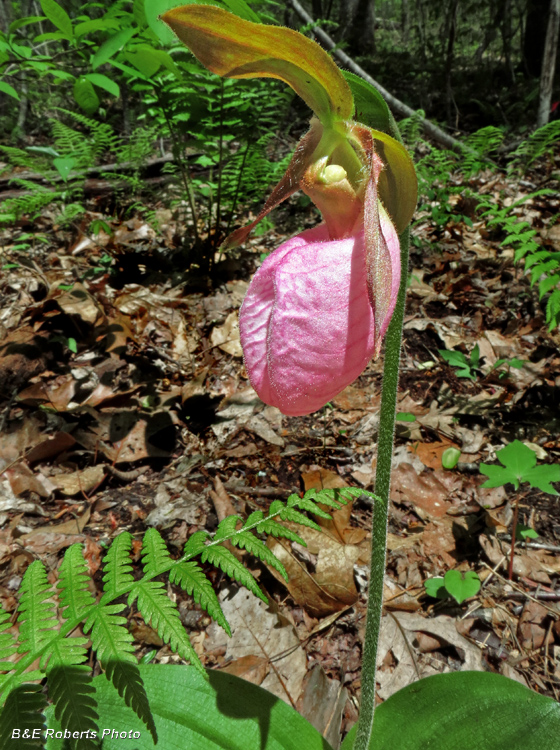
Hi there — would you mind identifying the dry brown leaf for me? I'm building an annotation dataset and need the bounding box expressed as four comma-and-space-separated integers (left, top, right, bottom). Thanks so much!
205, 587, 306, 705
56, 283, 101, 325
52, 465, 105, 496
268, 523, 361, 617
210, 311, 243, 357
409, 440, 461, 471
296, 664, 347, 749
390, 462, 451, 518
220, 655, 269, 685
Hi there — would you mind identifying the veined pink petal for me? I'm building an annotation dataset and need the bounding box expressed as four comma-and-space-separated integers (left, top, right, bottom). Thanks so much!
240, 219, 399, 416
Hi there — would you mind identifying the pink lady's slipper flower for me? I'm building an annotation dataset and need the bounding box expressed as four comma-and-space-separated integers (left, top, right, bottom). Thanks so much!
163, 6, 417, 415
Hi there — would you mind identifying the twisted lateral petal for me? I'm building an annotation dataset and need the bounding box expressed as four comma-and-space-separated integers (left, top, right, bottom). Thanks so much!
240, 222, 399, 416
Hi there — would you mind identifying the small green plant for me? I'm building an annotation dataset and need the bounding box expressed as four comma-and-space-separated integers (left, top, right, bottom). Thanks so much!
424, 570, 481, 604
441, 447, 461, 470
477, 190, 559, 330
480, 440, 560, 494
438, 344, 480, 380
481, 440, 559, 579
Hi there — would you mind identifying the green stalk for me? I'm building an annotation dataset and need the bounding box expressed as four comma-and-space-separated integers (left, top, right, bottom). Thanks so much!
352, 227, 410, 750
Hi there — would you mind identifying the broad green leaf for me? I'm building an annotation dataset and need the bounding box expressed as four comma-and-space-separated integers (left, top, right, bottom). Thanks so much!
9, 16, 46, 33
52, 157, 77, 182
221, 0, 261, 23
0, 80, 19, 101
423, 577, 447, 599
443, 570, 480, 604
74, 19, 120, 37
40, 0, 73, 38
84, 73, 120, 97
395, 412, 416, 422
45, 664, 334, 749
92, 27, 137, 69
161, 5, 354, 124
73, 78, 99, 114
341, 671, 560, 750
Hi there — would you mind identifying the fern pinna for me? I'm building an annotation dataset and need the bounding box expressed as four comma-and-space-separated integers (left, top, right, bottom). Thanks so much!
0, 487, 370, 748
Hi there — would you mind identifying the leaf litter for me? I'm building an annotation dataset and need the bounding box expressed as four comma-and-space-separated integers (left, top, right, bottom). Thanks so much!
0, 147, 559, 746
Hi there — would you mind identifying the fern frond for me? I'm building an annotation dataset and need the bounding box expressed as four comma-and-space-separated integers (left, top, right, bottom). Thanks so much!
201, 546, 267, 603
84, 605, 157, 743
268, 499, 322, 531
288, 493, 335, 520
169, 562, 230, 634
140, 528, 172, 576
17, 562, 58, 657
131, 581, 204, 674
214, 516, 242, 541
58, 544, 96, 622
0, 684, 47, 748
256, 517, 306, 545
229, 532, 288, 580
46, 642, 98, 749
101, 532, 134, 597
0, 608, 18, 664
183, 530, 210, 559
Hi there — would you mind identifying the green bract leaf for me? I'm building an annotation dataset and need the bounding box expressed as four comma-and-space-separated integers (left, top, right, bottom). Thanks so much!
341, 672, 560, 750
161, 5, 354, 124
480, 440, 560, 494
45, 664, 333, 749
343, 70, 394, 138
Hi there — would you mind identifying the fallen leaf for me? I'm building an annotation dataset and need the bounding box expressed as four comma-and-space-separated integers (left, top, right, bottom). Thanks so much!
51, 465, 106, 496
268, 523, 361, 617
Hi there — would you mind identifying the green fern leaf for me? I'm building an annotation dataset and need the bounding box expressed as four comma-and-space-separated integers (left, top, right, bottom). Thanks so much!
243, 510, 264, 529
84, 605, 157, 743
131, 581, 205, 675
140, 528, 172, 577
214, 516, 242, 541
58, 544, 95, 622
46, 639, 98, 749
0, 684, 47, 748
229, 531, 288, 580
0, 608, 17, 664
101, 532, 134, 598
256, 517, 306, 545
269, 500, 322, 531
539, 273, 560, 297
288, 494, 333, 520
202, 546, 267, 603
169, 562, 231, 636
17, 561, 58, 657
183, 530, 210, 559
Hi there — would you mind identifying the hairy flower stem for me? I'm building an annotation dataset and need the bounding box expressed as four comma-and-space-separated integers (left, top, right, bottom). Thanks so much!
353, 227, 410, 750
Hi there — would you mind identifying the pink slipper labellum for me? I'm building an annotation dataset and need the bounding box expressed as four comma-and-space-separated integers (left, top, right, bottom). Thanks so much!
162, 5, 418, 415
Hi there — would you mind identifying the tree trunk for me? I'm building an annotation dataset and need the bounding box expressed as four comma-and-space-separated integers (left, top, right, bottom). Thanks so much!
0, 0, 11, 33
343, 0, 376, 56
537, 0, 560, 126
524, 0, 551, 76
444, 0, 460, 128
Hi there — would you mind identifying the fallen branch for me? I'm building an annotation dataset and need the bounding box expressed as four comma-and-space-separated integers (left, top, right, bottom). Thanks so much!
287, 0, 467, 153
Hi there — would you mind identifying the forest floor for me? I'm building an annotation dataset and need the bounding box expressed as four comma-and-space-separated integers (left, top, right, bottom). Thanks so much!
1, 148, 560, 747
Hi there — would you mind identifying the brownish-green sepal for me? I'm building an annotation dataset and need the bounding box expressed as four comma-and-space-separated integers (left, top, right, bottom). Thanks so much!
161, 5, 353, 124
347, 123, 417, 234
368, 128, 417, 234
